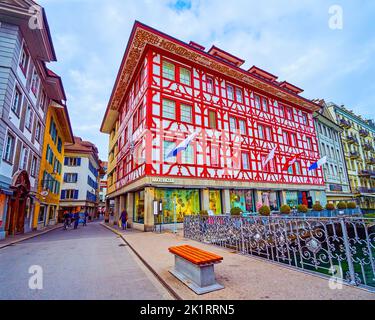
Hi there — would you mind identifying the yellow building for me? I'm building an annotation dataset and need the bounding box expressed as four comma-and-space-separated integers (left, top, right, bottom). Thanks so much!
33, 100, 74, 229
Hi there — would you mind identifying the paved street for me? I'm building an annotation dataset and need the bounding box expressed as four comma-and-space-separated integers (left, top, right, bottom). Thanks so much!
0, 222, 172, 300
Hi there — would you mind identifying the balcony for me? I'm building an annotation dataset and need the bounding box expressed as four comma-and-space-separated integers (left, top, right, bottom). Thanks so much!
358, 187, 375, 194
346, 135, 358, 145
359, 129, 369, 137
349, 151, 360, 159
366, 157, 375, 165
339, 118, 351, 129
363, 142, 374, 151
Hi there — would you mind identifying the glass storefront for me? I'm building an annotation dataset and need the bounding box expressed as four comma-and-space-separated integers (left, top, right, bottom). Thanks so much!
230, 190, 254, 212
261, 191, 280, 211
209, 190, 222, 215
154, 189, 200, 224
134, 190, 145, 223
286, 191, 298, 208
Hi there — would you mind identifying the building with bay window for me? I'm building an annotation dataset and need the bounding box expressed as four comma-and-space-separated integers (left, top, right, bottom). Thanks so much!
328, 103, 375, 213
312, 100, 354, 205
0, 1, 66, 239
59, 137, 100, 219
101, 22, 326, 231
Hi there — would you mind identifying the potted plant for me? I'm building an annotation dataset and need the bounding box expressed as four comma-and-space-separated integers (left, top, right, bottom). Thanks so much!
297, 204, 308, 213
326, 203, 335, 211
230, 207, 243, 216
347, 202, 356, 209
312, 202, 323, 212
337, 202, 347, 210
280, 204, 291, 215
258, 205, 271, 216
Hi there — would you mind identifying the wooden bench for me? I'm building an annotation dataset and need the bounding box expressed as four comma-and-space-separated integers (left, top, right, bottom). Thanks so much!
168, 245, 224, 294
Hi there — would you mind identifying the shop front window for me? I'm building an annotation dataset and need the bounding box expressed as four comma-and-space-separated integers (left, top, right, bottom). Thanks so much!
155, 189, 200, 224
230, 190, 254, 213
38, 206, 45, 222
286, 191, 298, 208
134, 191, 145, 223
209, 190, 222, 215
261, 191, 280, 211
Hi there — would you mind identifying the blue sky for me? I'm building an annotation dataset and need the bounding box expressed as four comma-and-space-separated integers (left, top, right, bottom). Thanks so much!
39, 0, 375, 160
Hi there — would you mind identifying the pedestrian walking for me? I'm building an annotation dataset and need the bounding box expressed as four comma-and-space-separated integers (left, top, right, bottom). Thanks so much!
83, 211, 88, 226
120, 209, 128, 230
73, 211, 79, 229
104, 210, 110, 223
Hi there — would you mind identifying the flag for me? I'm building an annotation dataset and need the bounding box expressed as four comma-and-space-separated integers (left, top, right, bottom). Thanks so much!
283, 152, 304, 171
165, 131, 199, 159
262, 147, 276, 168
308, 156, 327, 171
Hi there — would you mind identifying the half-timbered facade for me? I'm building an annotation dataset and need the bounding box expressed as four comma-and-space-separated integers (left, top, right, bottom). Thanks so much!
101, 22, 326, 231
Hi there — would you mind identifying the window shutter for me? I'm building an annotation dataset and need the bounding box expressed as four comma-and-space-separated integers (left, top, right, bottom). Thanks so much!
74, 190, 79, 199
64, 157, 69, 165
77, 158, 81, 166
61, 190, 66, 200
63, 173, 67, 182
74, 174, 78, 183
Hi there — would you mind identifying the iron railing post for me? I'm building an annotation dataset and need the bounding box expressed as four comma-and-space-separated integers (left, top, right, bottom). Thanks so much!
340, 218, 357, 285
240, 217, 245, 254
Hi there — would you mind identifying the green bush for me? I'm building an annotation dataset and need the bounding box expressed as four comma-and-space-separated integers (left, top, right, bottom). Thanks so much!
230, 207, 243, 216
297, 204, 308, 213
259, 205, 271, 216
326, 203, 335, 211
280, 204, 291, 215
337, 202, 347, 210
312, 202, 323, 211
347, 202, 357, 209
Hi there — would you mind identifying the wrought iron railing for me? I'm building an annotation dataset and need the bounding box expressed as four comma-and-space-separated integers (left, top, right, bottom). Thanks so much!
184, 215, 375, 290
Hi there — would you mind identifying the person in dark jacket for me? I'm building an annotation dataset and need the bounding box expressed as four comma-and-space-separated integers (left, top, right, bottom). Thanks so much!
73, 211, 79, 229
120, 210, 128, 230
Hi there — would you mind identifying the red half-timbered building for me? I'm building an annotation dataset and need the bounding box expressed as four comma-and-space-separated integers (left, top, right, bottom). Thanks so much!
101, 21, 326, 231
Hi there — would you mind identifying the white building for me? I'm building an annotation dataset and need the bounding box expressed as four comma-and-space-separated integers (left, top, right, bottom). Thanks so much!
59, 137, 100, 218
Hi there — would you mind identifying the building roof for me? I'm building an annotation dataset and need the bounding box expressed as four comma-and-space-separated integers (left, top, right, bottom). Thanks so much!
65, 136, 100, 164
0, 0, 56, 61
100, 21, 322, 133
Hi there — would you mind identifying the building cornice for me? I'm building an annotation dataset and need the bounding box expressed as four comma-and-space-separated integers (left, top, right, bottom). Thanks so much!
101, 21, 322, 133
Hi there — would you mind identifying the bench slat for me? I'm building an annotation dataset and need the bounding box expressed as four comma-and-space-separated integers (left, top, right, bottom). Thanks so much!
169, 245, 223, 265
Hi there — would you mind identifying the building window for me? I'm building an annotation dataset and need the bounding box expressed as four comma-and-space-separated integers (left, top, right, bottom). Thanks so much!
239, 119, 246, 135
31, 68, 40, 96
182, 145, 194, 164
3, 133, 15, 163
65, 157, 81, 166
209, 190, 222, 215
262, 98, 268, 112
49, 118, 58, 143
134, 190, 145, 223
290, 133, 297, 147
242, 152, 250, 170
31, 156, 38, 177
19, 46, 29, 75
227, 85, 234, 100
35, 122, 42, 143
264, 125, 272, 141
207, 77, 214, 93
306, 137, 312, 150
258, 125, 264, 139
211, 145, 219, 167
20, 146, 29, 170
283, 131, 289, 145
254, 95, 261, 109
180, 67, 191, 86
163, 141, 176, 162
229, 117, 237, 132
57, 137, 62, 153
302, 112, 309, 125
230, 190, 254, 213
11, 87, 22, 116
39, 91, 46, 112
180, 104, 192, 123
285, 107, 293, 120
162, 99, 176, 120
62, 190, 78, 200
25, 105, 33, 131
295, 162, 301, 175
162, 61, 175, 80
235, 88, 243, 103
208, 110, 217, 129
